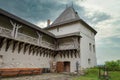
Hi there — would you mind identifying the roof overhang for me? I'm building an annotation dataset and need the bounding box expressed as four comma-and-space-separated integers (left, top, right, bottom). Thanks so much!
56, 32, 82, 39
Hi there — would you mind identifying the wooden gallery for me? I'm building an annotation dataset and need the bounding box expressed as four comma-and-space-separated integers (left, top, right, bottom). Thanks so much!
0, 7, 97, 77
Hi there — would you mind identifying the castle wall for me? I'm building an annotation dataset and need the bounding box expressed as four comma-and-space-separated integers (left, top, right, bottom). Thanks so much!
0, 41, 51, 68
0, 14, 55, 69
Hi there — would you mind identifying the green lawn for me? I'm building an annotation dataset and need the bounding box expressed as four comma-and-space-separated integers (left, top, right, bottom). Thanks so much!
73, 68, 120, 80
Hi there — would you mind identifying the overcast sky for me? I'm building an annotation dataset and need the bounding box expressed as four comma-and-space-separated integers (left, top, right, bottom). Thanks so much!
0, 0, 120, 64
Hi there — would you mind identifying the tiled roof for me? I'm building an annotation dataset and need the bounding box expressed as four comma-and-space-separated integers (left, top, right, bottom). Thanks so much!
51, 7, 80, 27
44, 7, 97, 34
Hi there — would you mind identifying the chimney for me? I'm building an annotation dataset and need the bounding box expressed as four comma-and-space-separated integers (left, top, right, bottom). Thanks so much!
47, 19, 50, 27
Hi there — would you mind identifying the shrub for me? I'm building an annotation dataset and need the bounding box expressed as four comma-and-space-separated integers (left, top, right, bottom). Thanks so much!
105, 60, 120, 71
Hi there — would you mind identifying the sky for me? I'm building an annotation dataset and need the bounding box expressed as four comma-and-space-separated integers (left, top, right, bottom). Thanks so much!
0, 0, 120, 64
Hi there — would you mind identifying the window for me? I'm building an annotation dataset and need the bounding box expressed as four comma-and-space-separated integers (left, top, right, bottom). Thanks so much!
89, 43, 92, 51
88, 58, 91, 64
93, 45, 95, 52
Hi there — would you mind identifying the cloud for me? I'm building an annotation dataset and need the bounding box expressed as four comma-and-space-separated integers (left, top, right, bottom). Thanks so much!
0, 0, 65, 23
95, 18, 120, 41
0, 0, 111, 27
76, 6, 112, 26
95, 17, 120, 64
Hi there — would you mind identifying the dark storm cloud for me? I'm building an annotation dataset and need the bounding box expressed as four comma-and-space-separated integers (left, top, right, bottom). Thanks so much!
65, 3, 111, 26
0, 0, 111, 26
0, 0, 65, 23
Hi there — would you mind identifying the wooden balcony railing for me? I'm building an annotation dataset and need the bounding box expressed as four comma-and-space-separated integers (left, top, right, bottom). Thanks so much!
0, 26, 79, 50
0, 26, 55, 49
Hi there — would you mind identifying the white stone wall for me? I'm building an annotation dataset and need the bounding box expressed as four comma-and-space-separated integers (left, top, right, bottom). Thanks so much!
48, 23, 80, 36
47, 22, 97, 71
80, 32, 96, 68
0, 42, 51, 68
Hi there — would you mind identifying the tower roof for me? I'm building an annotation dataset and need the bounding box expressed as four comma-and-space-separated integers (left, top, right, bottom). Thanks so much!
51, 7, 80, 27
44, 7, 97, 34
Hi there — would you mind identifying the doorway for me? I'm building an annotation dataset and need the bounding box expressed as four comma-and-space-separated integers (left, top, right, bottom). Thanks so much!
56, 61, 70, 73
64, 61, 70, 72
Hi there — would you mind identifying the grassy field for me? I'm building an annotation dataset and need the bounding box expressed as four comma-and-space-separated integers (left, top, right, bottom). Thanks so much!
73, 68, 120, 80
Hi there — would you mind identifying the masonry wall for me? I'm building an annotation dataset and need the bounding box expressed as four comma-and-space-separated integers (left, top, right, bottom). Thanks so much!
0, 42, 51, 68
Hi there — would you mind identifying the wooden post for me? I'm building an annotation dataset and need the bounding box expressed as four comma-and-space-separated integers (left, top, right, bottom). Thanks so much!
12, 41, 18, 53
0, 37, 5, 50
98, 66, 101, 78
10, 20, 22, 38
36, 31, 42, 45
5, 39, 12, 51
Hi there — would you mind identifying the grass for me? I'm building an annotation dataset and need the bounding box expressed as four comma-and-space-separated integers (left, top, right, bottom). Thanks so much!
72, 68, 120, 80
109, 71, 120, 80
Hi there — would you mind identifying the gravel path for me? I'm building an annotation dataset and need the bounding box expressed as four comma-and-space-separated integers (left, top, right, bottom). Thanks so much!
2, 73, 73, 80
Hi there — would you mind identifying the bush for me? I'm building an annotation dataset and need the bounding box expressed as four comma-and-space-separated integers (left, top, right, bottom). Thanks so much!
105, 60, 120, 71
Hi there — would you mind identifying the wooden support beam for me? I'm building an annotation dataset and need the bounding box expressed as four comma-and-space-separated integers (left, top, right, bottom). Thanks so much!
41, 48, 46, 57
77, 50, 80, 58
23, 44, 29, 54
5, 39, 12, 52
50, 50, 54, 57
67, 50, 70, 58
54, 51, 59, 57
51, 50, 54, 57
0, 37, 5, 50
48, 50, 51, 58
48, 49, 51, 57
44, 49, 47, 57
12, 41, 18, 53
74, 50, 77, 58
43, 48, 47, 57
18, 42, 24, 53
39, 47, 43, 56
36, 46, 40, 56
29, 45, 33, 55
69, 50, 71, 58
63, 51, 66, 58
46, 49, 49, 57
51, 50, 54, 58
53, 51, 57, 58
32, 46, 37, 55
47, 49, 50, 57
70, 50, 73, 58
59, 51, 63, 58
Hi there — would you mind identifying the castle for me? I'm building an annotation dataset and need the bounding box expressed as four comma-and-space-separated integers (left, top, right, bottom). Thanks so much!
0, 6, 97, 74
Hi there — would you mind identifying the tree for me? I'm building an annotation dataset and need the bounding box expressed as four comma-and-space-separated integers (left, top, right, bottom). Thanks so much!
105, 60, 120, 71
